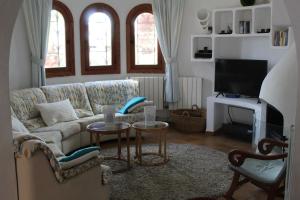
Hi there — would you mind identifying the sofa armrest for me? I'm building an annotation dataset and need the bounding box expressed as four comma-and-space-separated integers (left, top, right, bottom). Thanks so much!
61, 155, 105, 181
258, 138, 288, 155
12, 131, 43, 155
19, 139, 108, 183
16, 150, 110, 200
228, 149, 288, 167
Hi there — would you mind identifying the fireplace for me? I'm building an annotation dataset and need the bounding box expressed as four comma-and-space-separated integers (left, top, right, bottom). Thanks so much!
266, 105, 286, 141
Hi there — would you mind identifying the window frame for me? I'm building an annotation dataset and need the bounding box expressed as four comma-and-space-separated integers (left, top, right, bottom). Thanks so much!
46, 0, 75, 78
80, 3, 120, 75
126, 4, 164, 74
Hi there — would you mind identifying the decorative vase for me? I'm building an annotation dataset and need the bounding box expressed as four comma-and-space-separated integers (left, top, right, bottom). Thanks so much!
240, 0, 256, 6
103, 105, 116, 125
144, 106, 156, 126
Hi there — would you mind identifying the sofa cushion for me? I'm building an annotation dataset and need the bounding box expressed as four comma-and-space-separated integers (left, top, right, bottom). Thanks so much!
11, 106, 17, 118
85, 80, 139, 114
230, 158, 286, 184
32, 122, 81, 140
75, 114, 104, 130
36, 99, 79, 126
41, 83, 94, 118
10, 88, 47, 129
23, 118, 47, 131
31, 131, 62, 146
12, 116, 30, 133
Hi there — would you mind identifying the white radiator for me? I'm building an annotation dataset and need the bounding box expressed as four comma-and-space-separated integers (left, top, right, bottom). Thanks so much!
131, 76, 202, 110
169, 77, 202, 110
131, 77, 165, 110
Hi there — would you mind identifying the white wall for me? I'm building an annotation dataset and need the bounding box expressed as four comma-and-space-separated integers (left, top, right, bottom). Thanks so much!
0, 0, 22, 199
284, 0, 300, 198
9, 0, 290, 124
9, 11, 31, 90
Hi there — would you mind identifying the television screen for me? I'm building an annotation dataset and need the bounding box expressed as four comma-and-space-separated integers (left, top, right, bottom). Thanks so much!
215, 59, 268, 97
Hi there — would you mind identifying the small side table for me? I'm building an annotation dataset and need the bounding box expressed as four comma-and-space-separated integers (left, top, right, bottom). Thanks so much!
86, 122, 131, 173
132, 121, 169, 166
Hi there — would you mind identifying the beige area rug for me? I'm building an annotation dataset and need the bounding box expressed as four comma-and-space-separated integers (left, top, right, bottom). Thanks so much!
101, 144, 232, 200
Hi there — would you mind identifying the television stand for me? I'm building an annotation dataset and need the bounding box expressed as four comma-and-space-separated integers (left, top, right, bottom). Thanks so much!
257, 99, 261, 104
224, 93, 241, 98
216, 92, 224, 98
206, 96, 267, 146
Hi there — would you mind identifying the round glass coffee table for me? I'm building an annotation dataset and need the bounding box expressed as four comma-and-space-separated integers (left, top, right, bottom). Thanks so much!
86, 122, 131, 173
132, 121, 169, 166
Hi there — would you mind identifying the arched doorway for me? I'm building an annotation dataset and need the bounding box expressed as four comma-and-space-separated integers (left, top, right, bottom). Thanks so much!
0, 0, 299, 199
284, 0, 300, 199
0, 0, 24, 200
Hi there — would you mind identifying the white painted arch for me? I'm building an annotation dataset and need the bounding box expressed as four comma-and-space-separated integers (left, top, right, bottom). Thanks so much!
0, 0, 299, 199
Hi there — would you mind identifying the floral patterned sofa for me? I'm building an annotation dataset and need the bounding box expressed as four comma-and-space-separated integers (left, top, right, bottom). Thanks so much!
10, 79, 144, 200
10, 79, 144, 154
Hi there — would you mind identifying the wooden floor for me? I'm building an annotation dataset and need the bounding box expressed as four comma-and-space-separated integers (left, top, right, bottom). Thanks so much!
102, 128, 283, 200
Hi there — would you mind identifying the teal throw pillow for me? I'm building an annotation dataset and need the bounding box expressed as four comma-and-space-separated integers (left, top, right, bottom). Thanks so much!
59, 146, 100, 162
118, 96, 146, 114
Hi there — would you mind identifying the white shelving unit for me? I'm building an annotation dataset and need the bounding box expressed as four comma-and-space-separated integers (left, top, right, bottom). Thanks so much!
271, 0, 292, 49
191, 35, 214, 62
214, 10, 233, 35
213, 3, 272, 36
191, 2, 291, 62
271, 26, 292, 49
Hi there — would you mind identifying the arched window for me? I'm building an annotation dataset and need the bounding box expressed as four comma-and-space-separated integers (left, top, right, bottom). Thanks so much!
80, 3, 120, 75
126, 4, 164, 73
45, 0, 75, 78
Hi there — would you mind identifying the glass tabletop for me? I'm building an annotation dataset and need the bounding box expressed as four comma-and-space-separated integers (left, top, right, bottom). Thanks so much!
132, 121, 169, 130
87, 122, 131, 132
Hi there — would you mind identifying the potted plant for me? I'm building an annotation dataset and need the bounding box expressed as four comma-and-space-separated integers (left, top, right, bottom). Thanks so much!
240, 0, 256, 6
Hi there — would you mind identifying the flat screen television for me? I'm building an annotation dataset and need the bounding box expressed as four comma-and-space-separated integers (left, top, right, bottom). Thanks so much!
215, 59, 268, 98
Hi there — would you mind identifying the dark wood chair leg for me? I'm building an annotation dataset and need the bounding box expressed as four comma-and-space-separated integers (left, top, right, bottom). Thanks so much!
224, 172, 240, 200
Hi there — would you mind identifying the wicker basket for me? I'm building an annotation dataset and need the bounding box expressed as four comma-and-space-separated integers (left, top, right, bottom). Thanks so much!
170, 105, 206, 133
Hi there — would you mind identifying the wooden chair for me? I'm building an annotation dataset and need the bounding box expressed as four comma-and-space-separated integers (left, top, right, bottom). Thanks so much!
224, 138, 288, 200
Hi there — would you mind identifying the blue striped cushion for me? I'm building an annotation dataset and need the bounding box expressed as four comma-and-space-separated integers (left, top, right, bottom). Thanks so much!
118, 96, 146, 114
59, 146, 100, 162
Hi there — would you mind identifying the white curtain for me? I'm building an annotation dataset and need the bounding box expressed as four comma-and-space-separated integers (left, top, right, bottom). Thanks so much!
152, 0, 184, 103
23, 0, 52, 87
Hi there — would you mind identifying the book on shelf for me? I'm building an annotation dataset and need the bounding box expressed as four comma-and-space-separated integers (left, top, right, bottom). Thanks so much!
273, 29, 289, 47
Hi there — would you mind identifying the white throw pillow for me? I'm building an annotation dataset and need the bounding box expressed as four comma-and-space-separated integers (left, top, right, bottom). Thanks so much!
11, 116, 30, 133
36, 99, 79, 126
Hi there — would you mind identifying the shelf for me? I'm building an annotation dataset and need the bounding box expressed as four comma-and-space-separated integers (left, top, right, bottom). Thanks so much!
214, 3, 271, 12
214, 10, 233, 35
191, 58, 214, 62
214, 33, 270, 38
270, 46, 290, 50
191, 2, 291, 62
235, 9, 252, 34
191, 35, 213, 62
271, 26, 291, 48
191, 34, 213, 38
254, 6, 271, 34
